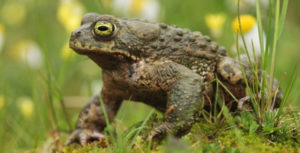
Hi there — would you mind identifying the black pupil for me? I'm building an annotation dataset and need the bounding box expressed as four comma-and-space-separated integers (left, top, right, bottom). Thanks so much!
98, 26, 109, 31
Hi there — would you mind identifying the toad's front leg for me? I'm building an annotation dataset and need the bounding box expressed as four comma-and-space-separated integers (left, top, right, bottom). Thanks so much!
65, 83, 124, 145
134, 61, 205, 141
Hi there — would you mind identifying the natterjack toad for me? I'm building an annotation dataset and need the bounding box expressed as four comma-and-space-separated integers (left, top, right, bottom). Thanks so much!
65, 13, 282, 145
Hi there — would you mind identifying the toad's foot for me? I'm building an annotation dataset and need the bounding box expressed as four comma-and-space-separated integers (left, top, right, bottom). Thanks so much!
147, 121, 193, 141
64, 129, 105, 146
147, 122, 173, 141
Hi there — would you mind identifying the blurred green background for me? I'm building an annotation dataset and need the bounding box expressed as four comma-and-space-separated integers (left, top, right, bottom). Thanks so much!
0, 0, 299, 152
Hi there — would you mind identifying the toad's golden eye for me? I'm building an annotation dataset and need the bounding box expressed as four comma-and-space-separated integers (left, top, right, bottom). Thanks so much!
94, 21, 115, 37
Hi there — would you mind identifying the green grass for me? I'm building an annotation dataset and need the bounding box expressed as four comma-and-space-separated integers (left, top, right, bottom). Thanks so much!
0, 0, 299, 152
235, 0, 293, 125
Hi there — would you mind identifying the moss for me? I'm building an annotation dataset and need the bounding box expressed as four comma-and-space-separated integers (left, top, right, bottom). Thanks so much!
63, 113, 300, 153
64, 143, 107, 153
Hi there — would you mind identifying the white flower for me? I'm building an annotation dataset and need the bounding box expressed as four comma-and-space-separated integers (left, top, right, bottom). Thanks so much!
139, 0, 160, 21
26, 45, 43, 69
13, 40, 44, 69
91, 80, 103, 96
242, 0, 268, 8
232, 15, 266, 58
226, 0, 269, 12
0, 24, 4, 53
113, 0, 160, 21
113, 0, 131, 14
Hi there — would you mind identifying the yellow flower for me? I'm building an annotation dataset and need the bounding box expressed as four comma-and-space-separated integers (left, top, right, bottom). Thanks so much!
232, 14, 256, 34
232, 15, 265, 57
205, 13, 227, 38
1, 1, 27, 26
0, 24, 4, 53
57, 0, 84, 33
61, 41, 75, 60
12, 40, 43, 69
18, 97, 34, 119
0, 95, 4, 109
0, 24, 4, 34
130, 0, 147, 14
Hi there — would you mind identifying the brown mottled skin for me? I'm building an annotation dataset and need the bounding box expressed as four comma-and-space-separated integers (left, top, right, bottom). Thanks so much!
65, 13, 282, 145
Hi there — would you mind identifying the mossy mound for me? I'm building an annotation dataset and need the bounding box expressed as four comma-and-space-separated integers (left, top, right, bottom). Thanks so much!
62, 112, 299, 153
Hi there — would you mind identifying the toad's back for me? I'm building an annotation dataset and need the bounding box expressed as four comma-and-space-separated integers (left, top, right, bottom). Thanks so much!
114, 18, 227, 81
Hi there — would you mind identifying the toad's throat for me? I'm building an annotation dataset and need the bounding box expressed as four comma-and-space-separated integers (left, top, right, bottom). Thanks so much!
69, 40, 140, 61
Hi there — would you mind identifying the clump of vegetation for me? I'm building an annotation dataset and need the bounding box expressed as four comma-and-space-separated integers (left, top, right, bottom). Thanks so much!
63, 112, 299, 153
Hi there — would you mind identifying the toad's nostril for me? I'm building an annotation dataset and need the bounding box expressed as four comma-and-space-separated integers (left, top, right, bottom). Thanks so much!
75, 31, 82, 36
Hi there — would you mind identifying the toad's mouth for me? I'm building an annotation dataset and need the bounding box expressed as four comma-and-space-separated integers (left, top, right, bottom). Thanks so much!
69, 39, 140, 61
